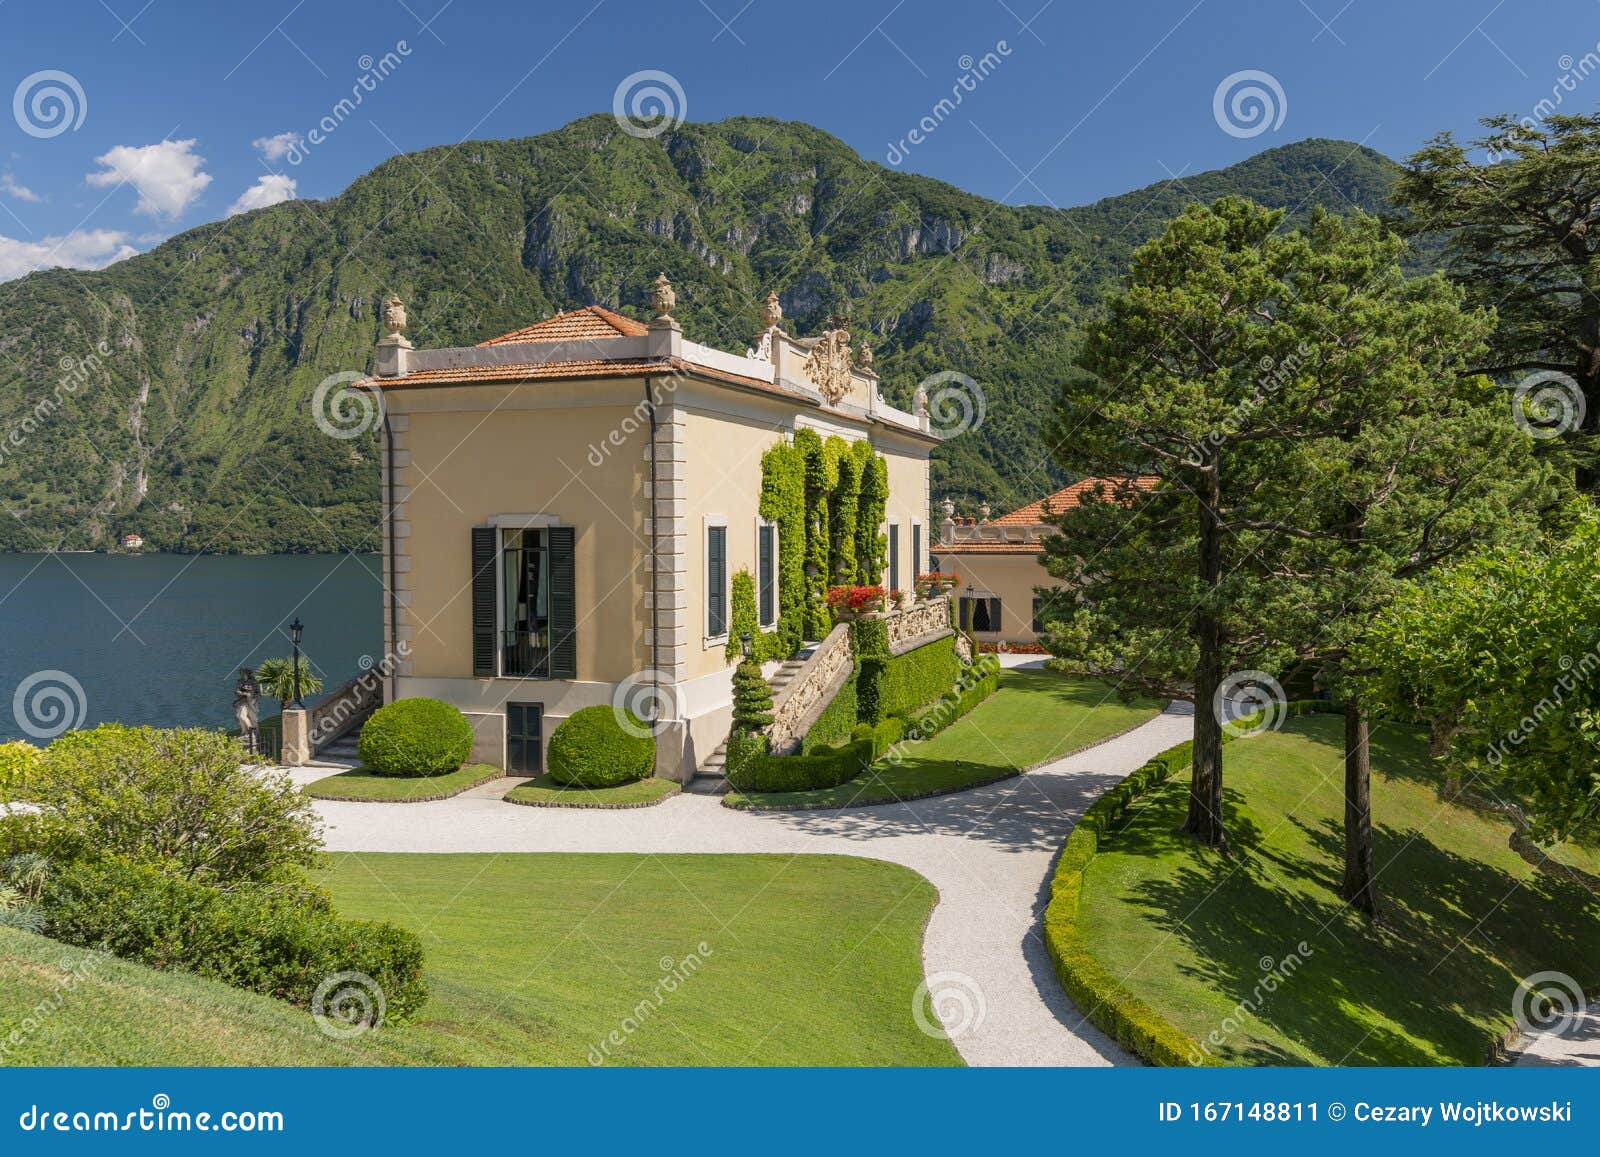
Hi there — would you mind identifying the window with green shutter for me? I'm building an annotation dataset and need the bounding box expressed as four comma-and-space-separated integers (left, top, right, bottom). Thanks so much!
470, 527, 497, 677
547, 526, 576, 678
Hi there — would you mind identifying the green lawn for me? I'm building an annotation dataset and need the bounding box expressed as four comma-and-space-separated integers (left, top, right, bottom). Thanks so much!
3, 853, 958, 1066
305, 763, 501, 801
727, 669, 1162, 809
504, 773, 680, 807
1079, 714, 1600, 1065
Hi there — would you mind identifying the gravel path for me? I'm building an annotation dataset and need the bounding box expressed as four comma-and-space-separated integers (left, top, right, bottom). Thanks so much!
1510, 1004, 1600, 1067
303, 671, 1193, 1067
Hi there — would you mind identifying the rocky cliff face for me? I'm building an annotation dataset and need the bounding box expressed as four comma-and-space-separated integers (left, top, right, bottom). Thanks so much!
0, 117, 1402, 552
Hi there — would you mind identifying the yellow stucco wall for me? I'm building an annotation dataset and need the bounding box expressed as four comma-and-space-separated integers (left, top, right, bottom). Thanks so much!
389, 380, 651, 686
932, 550, 1065, 644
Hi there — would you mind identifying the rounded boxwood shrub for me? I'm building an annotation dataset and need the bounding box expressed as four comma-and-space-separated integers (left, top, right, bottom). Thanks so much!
547, 705, 655, 788
358, 698, 474, 777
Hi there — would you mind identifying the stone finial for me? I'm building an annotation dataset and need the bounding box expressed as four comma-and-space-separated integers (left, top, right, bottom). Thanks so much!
761, 290, 783, 327
978, 501, 991, 523
857, 338, 874, 371
651, 272, 677, 322
381, 293, 408, 340
941, 496, 955, 520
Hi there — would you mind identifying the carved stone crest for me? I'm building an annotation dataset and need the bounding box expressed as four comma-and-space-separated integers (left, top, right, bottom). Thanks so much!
804, 327, 855, 405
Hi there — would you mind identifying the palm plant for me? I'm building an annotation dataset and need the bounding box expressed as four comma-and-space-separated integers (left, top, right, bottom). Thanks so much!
254, 656, 324, 709
0, 854, 48, 933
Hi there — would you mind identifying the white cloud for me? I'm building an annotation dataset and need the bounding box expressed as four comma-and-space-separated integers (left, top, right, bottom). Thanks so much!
0, 174, 40, 203
85, 139, 211, 219
252, 132, 302, 163
227, 173, 296, 216
0, 229, 139, 282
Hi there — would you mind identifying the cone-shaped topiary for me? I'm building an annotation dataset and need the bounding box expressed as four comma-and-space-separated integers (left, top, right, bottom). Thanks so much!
730, 659, 775, 733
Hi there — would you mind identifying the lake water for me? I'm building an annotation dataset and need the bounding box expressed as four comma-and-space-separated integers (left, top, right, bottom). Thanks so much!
0, 553, 382, 742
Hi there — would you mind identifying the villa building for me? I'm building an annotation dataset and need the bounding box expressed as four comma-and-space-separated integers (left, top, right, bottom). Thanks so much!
931, 478, 1152, 647
369, 278, 938, 779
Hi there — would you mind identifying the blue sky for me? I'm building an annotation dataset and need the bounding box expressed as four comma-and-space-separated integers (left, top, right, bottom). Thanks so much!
1, 0, 1597, 279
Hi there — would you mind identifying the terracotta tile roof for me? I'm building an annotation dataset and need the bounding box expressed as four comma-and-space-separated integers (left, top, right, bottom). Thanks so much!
478, 305, 647, 346
933, 542, 1046, 555
371, 358, 660, 389
992, 476, 1157, 526
369, 355, 822, 407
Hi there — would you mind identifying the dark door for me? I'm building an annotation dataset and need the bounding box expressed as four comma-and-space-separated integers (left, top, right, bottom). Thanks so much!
506, 702, 543, 774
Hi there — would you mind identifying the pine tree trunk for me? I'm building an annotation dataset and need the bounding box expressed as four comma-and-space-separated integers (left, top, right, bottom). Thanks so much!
1182, 452, 1228, 851
1341, 698, 1379, 917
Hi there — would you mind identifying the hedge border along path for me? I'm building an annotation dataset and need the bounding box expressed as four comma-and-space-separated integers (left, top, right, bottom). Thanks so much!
304, 764, 504, 803
1042, 700, 1337, 1066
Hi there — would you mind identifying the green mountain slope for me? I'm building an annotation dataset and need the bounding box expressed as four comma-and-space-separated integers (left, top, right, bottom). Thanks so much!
0, 118, 1401, 552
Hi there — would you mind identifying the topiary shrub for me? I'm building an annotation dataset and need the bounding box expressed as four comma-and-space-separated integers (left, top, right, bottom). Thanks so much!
547, 705, 655, 788
730, 660, 774, 732
358, 698, 474, 777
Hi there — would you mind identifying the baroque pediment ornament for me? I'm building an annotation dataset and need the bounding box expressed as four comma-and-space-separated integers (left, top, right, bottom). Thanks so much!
804, 327, 855, 404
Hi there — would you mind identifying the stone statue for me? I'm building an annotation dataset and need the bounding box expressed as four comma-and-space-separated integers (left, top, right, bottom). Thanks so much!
914, 380, 928, 418
651, 272, 676, 322
381, 294, 407, 339
858, 339, 874, 371
234, 669, 261, 756
761, 290, 783, 327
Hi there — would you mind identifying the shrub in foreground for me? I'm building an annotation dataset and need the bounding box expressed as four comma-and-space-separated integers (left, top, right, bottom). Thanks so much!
547, 706, 655, 788
358, 698, 474, 777
6, 725, 318, 886
40, 856, 428, 1024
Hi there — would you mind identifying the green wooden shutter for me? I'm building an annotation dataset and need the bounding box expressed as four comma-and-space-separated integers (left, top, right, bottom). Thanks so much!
471, 526, 497, 677
758, 524, 775, 626
888, 524, 900, 592
548, 526, 577, 678
708, 525, 727, 637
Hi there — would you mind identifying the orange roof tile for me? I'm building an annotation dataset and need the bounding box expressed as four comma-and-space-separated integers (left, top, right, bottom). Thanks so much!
991, 476, 1157, 526
478, 305, 647, 346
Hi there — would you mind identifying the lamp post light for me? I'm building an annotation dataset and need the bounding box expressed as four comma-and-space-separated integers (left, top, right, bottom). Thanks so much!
739, 631, 753, 660
289, 617, 305, 708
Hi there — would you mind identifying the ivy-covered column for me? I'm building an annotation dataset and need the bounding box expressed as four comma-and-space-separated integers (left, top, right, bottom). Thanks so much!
851, 614, 891, 724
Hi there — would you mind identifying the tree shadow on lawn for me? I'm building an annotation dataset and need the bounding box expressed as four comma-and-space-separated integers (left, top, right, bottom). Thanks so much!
757, 756, 1133, 855
1125, 790, 1599, 1065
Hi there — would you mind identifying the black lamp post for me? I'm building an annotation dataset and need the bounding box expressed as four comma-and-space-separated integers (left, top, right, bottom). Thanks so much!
739, 631, 753, 660
289, 617, 305, 708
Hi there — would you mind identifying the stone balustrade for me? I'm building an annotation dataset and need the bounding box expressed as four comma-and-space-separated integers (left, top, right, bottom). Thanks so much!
765, 624, 852, 756
886, 594, 953, 655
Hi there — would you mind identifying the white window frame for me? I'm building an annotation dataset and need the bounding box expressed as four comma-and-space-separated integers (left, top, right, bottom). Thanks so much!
704, 514, 729, 648
754, 516, 780, 635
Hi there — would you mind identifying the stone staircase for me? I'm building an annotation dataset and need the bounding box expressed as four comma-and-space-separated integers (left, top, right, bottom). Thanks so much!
311, 731, 362, 769
685, 647, 816, 795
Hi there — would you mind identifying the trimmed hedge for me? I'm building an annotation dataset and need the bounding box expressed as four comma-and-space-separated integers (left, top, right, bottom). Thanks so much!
728, 715, 910, 795
905, 656, 1000, 742
1042, 698, 1337, 1066
878, 634, 962, 720
547, 705, 655, 788
358, 698, 473, 777
802, 668, 859, 753
41, 857, 428, 1023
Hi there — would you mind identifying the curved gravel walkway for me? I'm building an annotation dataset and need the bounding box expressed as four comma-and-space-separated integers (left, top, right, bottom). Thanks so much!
302, 683, 1191, 1067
